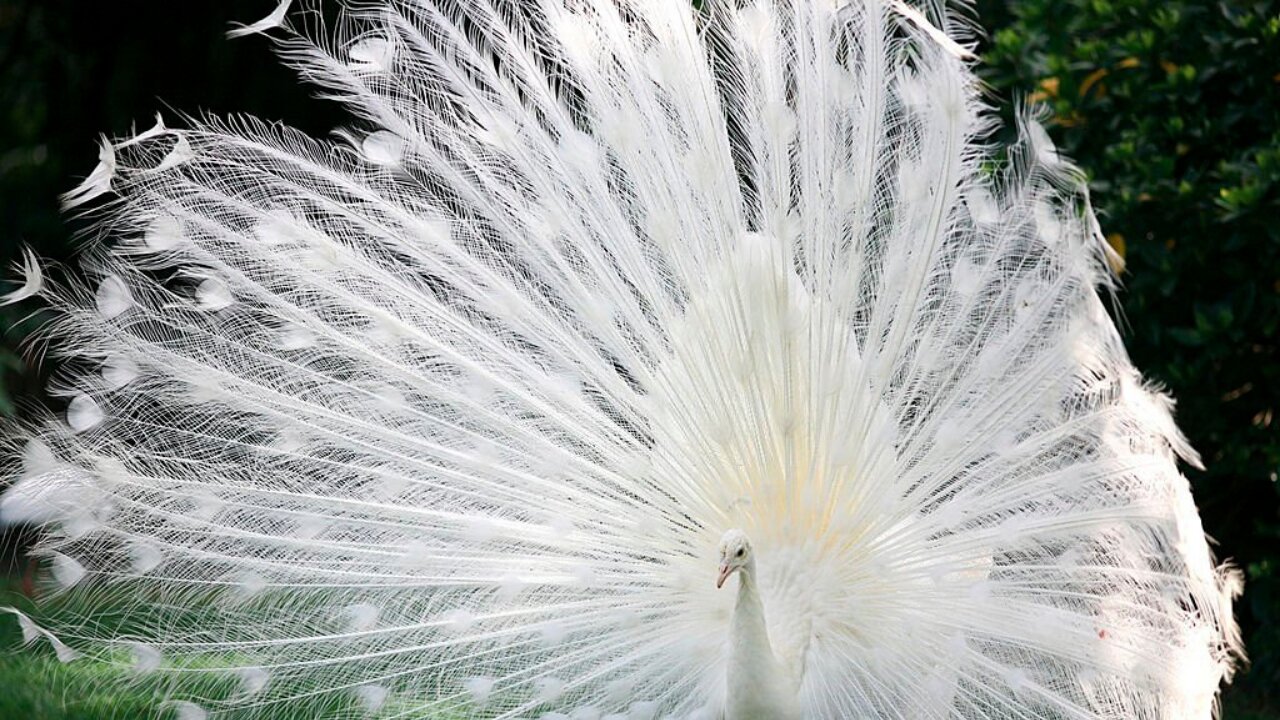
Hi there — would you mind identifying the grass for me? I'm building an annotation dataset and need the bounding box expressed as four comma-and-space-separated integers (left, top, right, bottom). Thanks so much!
0, 647, 169, 719
0, 576, 472, 720
0, 582, 173, 719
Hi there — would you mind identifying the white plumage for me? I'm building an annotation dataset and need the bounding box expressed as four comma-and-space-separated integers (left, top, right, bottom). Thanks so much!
2, 0, 1240, 718
0, 440, 97, 530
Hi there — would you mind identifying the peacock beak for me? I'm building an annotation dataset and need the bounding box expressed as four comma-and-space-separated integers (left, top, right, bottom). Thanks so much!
716, 563, 733, 589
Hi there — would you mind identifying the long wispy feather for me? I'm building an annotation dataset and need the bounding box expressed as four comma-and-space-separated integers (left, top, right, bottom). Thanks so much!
2, 1, 1239, 718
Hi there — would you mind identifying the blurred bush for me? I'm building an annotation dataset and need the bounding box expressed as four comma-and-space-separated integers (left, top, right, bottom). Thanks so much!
975, 0, 1279, 714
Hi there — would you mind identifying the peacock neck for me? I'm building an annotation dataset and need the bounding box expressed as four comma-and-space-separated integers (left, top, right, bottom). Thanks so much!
727, 559, 789, 717
731, 561, 769, 650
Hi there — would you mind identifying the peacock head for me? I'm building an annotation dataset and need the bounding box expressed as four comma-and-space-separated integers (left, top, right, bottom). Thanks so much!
716, 529, 753, 589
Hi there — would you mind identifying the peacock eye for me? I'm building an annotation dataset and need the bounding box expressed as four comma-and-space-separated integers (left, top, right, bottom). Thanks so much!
736, 548, 744, 557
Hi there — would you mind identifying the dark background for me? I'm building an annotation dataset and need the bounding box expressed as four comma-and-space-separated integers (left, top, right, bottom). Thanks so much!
0, 1, 1275, 716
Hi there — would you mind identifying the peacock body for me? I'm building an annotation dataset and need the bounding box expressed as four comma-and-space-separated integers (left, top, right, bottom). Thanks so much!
2, 0, 1240, 718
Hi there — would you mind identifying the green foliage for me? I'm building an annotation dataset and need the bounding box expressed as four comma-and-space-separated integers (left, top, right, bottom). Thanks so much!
976, 0, 1280, 714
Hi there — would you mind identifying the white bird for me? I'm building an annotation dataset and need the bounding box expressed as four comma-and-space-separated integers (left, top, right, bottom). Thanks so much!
717, 530, 802, 720
2, 0, 1241, 718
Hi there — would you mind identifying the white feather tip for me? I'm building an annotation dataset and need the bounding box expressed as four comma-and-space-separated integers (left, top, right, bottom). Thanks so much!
1, 247, 43, 304
61, 136, 116, 209
888, 1, 976, 60
227, 0, 293, 39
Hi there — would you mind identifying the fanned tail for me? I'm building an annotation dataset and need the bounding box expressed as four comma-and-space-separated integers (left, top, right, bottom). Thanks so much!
2, 1, 1238, 718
